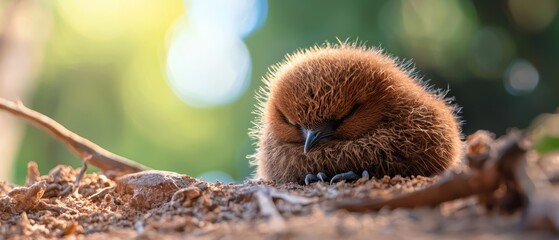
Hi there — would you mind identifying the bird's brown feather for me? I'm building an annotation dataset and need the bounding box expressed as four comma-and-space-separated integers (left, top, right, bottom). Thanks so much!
249, 43, 462, 184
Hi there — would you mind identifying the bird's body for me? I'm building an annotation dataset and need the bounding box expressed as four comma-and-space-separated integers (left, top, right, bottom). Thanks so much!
250, 43, 462, 184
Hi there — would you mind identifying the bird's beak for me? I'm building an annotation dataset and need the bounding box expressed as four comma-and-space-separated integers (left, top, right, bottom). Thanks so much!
303, 122, 335, 154
304, 130, 322, 154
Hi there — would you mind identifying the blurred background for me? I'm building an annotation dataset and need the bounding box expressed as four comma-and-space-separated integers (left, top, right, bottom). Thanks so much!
0, 0, 558, 184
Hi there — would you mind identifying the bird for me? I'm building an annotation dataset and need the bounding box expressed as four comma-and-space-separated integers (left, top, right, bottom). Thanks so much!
249, 42, 462, 185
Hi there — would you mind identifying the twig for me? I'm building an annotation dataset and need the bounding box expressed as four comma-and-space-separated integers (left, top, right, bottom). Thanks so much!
0, 98, 148, 177
336, 130, 529, 212
88, 186, 114, 201
36, 201, 78, 214
255, 188, 286, 233
336, 169, 497, 211
73, 155, 90, 194
269, 188, 315, 205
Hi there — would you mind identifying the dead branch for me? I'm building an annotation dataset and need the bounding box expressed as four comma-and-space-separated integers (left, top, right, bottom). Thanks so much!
336, 130, 530, 213
0, 98, 148, 177
255, 188, 287, 232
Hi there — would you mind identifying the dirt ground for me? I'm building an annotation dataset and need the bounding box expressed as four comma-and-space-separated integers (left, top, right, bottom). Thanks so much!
1, 156, 557, 240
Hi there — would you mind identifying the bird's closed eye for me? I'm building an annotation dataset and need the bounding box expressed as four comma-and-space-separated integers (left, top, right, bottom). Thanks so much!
340, 104, 361, 122
278, 109, 299, 128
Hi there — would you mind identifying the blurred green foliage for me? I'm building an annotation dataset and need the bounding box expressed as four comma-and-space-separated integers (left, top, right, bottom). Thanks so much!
535, 136, 559, 154
5, 0, 559, 184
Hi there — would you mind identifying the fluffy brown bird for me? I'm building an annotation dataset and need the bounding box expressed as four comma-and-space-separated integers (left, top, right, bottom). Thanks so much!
249, 43, 462, 184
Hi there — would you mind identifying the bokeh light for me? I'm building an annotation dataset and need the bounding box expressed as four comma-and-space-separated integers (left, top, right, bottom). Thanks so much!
508, 0, 558, 32
378, 0, 478, 76
167, 26, 251, 107
58, 0, 169, 41
187, 0, 267, 38
504, 59, 539, 96
470, 27, 515, 79
166, 0, 267, 108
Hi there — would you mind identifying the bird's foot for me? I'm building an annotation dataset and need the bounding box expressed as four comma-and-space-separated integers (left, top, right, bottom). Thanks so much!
330, 170, 369, 184
304, 172, 330, 185
304, 170, 369, 185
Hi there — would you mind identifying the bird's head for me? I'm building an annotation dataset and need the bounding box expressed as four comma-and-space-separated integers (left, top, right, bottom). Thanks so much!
260, 44, 400, 153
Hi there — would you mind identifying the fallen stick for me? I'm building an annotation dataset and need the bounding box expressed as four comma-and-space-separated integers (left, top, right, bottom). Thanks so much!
0, 98, 148, 177
336, 130, 529, 212
255, 187, 287, 233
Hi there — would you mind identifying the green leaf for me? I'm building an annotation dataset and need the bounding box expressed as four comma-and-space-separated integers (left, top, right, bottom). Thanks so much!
535, 136, 559, 154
